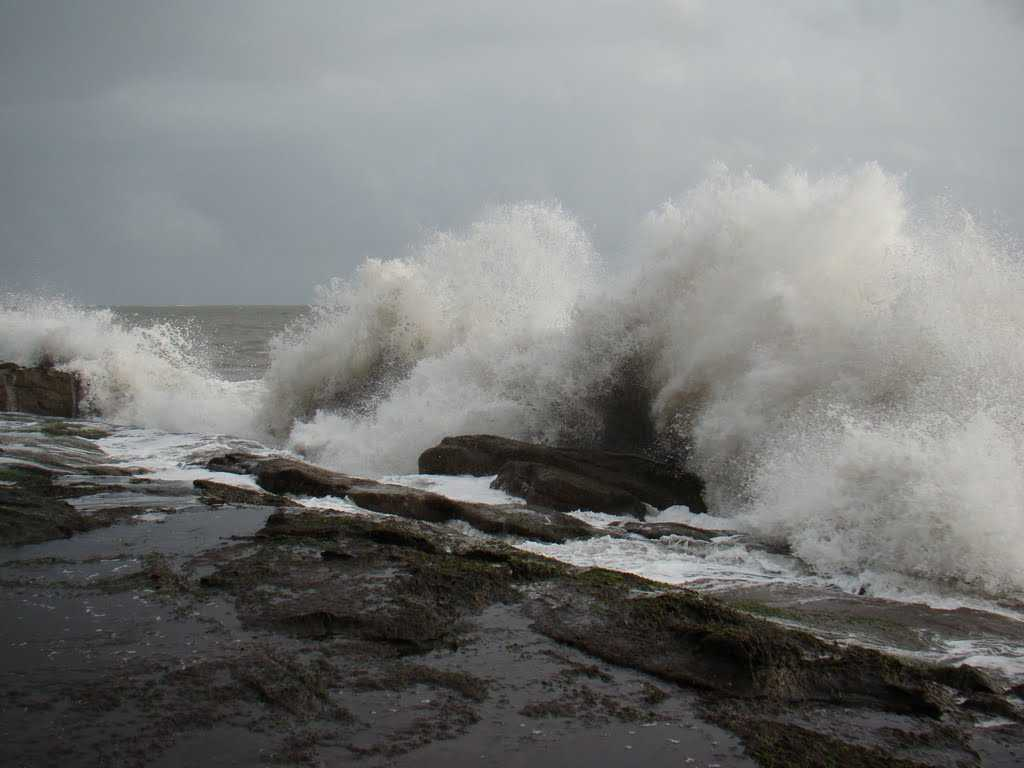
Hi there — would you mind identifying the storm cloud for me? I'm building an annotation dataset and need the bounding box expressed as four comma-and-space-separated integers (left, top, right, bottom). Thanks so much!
2, 0, 1021, 303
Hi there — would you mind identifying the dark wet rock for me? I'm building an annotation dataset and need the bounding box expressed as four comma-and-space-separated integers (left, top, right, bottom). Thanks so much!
709, 713, 933, 768
220, 508, 991, 723
232, 652, 351, 720
454, 500, 596, 543
611, 520, 731, 541
961, 692, 1024, 721
39, 420, 111, 440
349, 663, 490, 703
94, 552, 198, 597
320, 548, 354, 561
206, 452, 599, 543
519, 685, 648, 722
346, 483, 595, 543
0, 442, 187, 545
193, 478, 298, 508
0, 463, 171, 545
344, 482, 463, 523
348, 483, 596, 544
716, 583, 1024, 668
259, 508, 372, 541
491, 460, 648, 517
527, 580, 957, 717
0, 362, 80, 417
255, 457, 359, 497
211, 511, 566, 653
204, 452, 265, 475
418, 434, 706, 514
930, 663, 998, 695
0, 469, 169, 546
0, 465, 97, 545
1, 427, 143, 476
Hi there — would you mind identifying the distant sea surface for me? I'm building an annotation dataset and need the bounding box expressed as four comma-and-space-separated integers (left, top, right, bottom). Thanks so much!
111, 305, 308, 381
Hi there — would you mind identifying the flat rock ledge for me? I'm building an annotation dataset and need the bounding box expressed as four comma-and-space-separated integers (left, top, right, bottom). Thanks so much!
207, 452, 598, 544
194, 506, 1020, 765
418, 434, 707, 517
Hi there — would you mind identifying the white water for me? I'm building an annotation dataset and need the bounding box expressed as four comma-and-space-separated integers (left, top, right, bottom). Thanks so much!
263, 202, 602, 469
4, 164, 1024, 603
0, 295, 261, 437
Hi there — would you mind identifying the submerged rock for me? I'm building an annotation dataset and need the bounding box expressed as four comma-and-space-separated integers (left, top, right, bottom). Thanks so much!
418, 434, 707, 515
0, 362, 80, 418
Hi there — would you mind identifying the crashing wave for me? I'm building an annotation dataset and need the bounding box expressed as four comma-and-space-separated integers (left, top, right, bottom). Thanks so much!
6, 164, 1024, 595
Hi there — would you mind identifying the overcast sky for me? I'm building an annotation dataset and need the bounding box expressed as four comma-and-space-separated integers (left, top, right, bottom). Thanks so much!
2, 0, 1022, 304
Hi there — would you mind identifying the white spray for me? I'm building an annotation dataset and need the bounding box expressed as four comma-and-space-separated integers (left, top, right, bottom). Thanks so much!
0, 294, 259, 436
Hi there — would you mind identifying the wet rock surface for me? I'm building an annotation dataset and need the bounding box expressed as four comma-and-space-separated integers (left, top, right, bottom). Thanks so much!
491, 460, 650, 517
0, 418, 186, 546
208, 453, 599, 544
0, 362, 80, 418
1, 418, 1023, 766
610, 520, 732, 541
418, 434, 707, 515
193, 478, 299, 508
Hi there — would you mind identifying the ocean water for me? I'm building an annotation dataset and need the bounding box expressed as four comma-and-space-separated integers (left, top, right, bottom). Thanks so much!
111, 305, 308, 381
3, 164, 1024, 678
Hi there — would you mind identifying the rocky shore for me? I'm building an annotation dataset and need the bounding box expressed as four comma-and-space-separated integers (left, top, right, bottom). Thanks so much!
1, 393, 1024, 764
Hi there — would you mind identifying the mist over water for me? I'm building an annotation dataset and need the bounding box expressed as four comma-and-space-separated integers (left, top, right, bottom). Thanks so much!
3, 164, 1024, 596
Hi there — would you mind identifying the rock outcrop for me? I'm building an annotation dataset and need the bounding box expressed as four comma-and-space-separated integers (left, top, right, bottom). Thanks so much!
491, 460, 649, 517
206, 453, 598, 544
611, 520, 729, 542
0, 362, 80, 418
193, 478, 299, 508
418, 434, 707, 516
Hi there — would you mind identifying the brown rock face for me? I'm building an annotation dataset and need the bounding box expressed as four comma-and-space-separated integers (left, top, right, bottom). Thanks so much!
418, 434, 707, 515
0, 362, 80, 418
491, 461, 649, 517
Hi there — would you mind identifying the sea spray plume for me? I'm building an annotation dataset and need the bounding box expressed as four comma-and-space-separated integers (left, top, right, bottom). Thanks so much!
640, 164, 1024, 594
0, 294, 259, 436
644, 164, 916, 492
263, 202, 603, 472
260, 259, 447, 437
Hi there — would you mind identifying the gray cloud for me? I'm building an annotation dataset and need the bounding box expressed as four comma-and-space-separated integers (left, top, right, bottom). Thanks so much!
1, 0, 1021, 303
